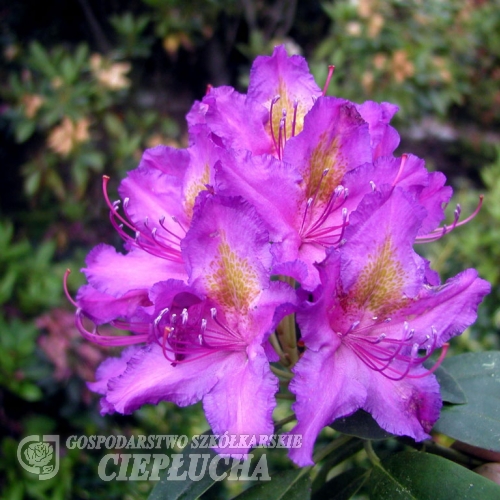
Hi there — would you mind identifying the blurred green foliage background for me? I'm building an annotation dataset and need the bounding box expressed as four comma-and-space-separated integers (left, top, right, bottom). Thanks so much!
1, 0, 499, 498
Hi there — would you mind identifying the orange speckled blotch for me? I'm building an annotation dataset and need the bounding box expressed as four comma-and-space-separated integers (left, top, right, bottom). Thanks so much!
268, 78, 308, 141
184, 164, 210, 219
206, 236, 260, 312
304, 133, 346, 202
349, 236, 407, 314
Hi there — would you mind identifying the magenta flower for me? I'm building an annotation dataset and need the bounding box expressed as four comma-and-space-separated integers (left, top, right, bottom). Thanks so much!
71, 44, 489, 468
288, 187, 490, 466
78, 192, 295, 455
199, 46, 459, 289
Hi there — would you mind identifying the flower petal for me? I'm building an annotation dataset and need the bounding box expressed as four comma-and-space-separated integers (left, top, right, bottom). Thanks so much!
194, 86, 272, 155
96, 342, 225, 414
82, 244, 186, 297
283, 97, 372, 201
355, 101, 400, 159
364, 365, 442, 441
289, 346, 367, 466
203, 344, 278, 455
182, 195, 272, 314
215, 150, 302, 247
77, 285, 151, 324
340, 187, 427, 312
248, 45, 322, 138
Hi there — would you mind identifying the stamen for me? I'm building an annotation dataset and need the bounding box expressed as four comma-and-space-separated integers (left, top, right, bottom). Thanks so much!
291, 99, 298, 137
75, 309, 149, 346
322, 65, 335, 96
63, 269, 78, 308
392, 154, 407, 187
416, 195, 483, 243
171, 216, 188, 235
282, 108, 287, 144
270, 95, 281, 156
341, 319, 449, 381
299, 172, 350, 247
278, 115, 285, 160
102, 175, 183, 262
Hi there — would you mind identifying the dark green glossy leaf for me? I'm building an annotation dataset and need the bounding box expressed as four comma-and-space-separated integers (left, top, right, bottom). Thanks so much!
427, 363, 467, 404
330, 410, 393, 440
148, 433, 232, 500
364, 451, 500, 499
234, 469, 311, 500
433, 352, 500, 452
313, 467, 369, 500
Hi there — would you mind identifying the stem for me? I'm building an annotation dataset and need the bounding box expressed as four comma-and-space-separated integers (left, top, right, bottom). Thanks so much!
293, 435, 356, 484
274, 276, 298, 367
313, 434, 353, 464
274, 414, 297, 431
270, 365, 294, 380
269, 332, 285, 358
364, 440, 382, 468
277, 393, 295, 400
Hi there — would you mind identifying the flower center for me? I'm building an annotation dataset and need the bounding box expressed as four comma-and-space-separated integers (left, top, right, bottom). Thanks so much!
299, 172, 349, 248
269, 95, 299, 160
153, 304, 247, 366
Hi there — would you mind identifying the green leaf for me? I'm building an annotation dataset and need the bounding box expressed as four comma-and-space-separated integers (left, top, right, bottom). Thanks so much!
425, 362, 467, 404
29, 41, 57, 78
364, 451, 500, 499
80, 151, 105, 171
15, 121, 36, 143
433, 352, 500, 452
313, 467, 369, 500
104, 113, 126, 138
24, 169, 42, 197
147, 434, 233, 500
234, 469, 311, 500
330, 410, 393, 440
17, 382, 43, 402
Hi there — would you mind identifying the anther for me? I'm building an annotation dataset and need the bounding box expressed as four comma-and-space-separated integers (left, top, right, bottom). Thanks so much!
291, 99, 298, 137
181, 308, 188, 325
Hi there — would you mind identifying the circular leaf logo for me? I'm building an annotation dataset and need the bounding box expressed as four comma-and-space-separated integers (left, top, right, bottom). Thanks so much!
24, 442, 53, 467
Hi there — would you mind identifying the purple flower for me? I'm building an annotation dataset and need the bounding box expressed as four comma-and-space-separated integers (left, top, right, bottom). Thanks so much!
71, 44, 489, 467
78, 191, 295, 455
288, 187, 490, 466
198, 46, 459, 288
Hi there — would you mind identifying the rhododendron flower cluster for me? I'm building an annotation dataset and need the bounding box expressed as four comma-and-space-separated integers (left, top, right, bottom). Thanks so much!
72, 46, 490, 466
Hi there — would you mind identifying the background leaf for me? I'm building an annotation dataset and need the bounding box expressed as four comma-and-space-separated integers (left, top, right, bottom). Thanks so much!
433, 351, 500, 452
427, 363, 467, 404
330, 410, 393, 440
312, 467, 369, 500
365, 451, 500, 499
234, 469, 311, 500
148, 433, 233, 500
